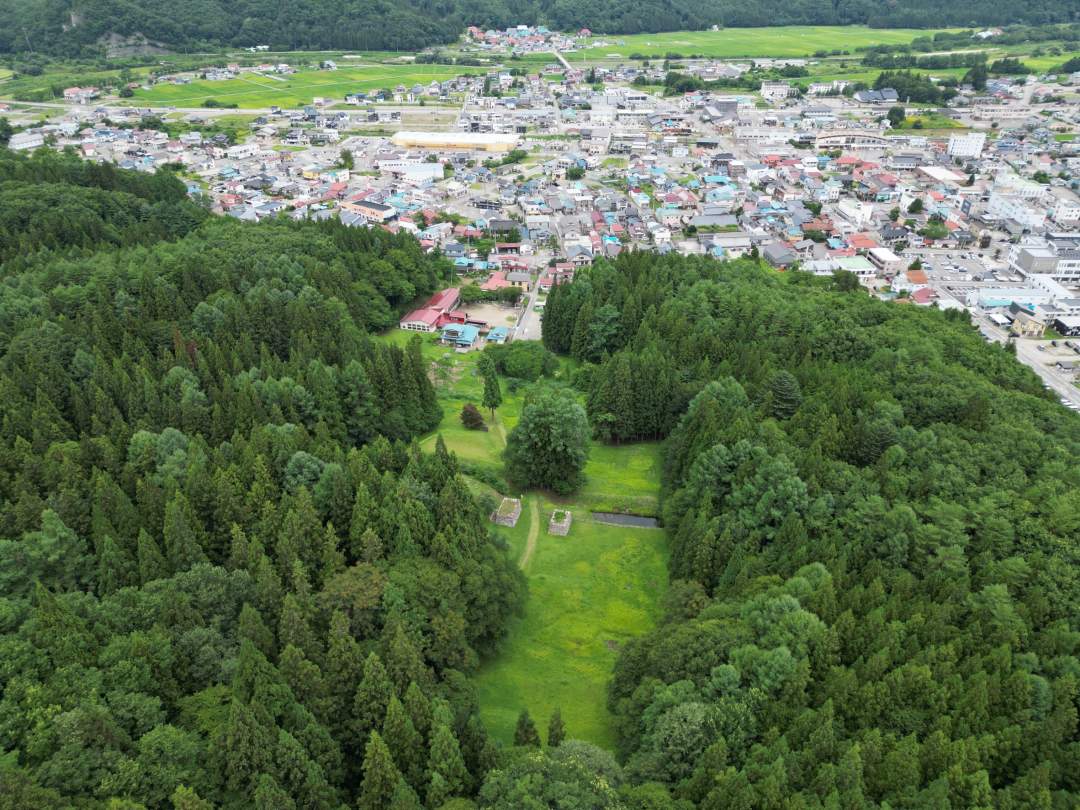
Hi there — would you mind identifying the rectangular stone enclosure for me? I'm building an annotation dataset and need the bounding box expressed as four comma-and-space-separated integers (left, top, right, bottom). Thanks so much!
492, 497, 522, 527
548, 510, 572, 536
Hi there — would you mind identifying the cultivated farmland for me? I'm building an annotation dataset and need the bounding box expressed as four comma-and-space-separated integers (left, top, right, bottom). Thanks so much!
130, 64, 482, 108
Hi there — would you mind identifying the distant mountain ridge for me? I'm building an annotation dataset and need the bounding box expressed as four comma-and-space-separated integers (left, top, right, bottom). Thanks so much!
1, 0, 1078, 55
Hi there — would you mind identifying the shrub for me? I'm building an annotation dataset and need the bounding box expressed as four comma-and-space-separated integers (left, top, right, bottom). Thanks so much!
461, 403, 487, 430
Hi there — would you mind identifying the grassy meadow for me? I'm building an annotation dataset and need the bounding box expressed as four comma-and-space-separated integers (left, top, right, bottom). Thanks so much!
376, 327, 669, 749
130, 64, 481, 108
474, 504, 668, 749
573, 26, 957, 60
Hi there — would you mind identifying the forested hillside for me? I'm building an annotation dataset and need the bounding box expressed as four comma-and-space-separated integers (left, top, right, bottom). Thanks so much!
1, 0, 1078, 55
543, 255, 1080, 807
0, 149, 526, 808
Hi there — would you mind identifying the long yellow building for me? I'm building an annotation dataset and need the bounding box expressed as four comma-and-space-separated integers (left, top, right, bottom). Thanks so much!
390, 131, 520, 153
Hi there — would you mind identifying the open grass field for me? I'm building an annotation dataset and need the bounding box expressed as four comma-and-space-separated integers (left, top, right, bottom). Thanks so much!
473, 504, 668, 749
130, 64, 481, 108
377, 327, 670, 748
573, 26, 957, 60
576, 442, 664, 516
1022, 50, 1080, 73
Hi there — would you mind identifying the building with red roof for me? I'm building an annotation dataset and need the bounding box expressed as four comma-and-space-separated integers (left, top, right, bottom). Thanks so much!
399, 288, 461, 332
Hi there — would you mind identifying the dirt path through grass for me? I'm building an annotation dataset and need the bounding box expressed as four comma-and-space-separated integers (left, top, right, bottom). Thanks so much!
492, 414, 508, 448
518, 496, 540, 570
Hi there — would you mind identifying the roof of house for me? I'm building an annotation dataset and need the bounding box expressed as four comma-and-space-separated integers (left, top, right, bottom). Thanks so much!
400, 308, 441, 326
425, 288, 460, 311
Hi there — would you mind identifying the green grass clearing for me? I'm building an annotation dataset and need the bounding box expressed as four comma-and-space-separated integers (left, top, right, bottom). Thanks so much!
131, 64, 482, 108
474, 505, 668, 749
573, 26, 958, 60
575, 442, 664, 517
893, 112, 967, 131
376, 327, 670, 749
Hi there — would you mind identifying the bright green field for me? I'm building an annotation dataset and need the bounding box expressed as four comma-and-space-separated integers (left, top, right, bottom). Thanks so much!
474, 502, 668, 749
130, 64, 480, 108
573, 26, 957, 60
1022, 50, 1080, 72
377, 327, 670, 749
577, 442, 664, 516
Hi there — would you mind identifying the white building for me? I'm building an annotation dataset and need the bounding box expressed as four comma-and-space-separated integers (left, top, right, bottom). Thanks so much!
947, 132, 986, 159
226, 142, 260, 160
836, 199, 874, 229
986, 193, 1046, 230
1009, 235, 1080, 284
1050, 190, 1080, 226
8, 131, 45, 151
867, 247, 904, 275
760, 82, 795, 103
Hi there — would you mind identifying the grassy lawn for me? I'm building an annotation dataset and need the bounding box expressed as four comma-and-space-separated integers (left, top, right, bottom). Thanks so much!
894, 112, 967, 131
1021, 50, 1080, 72
130, 64, 481, 108
573, 26, 957, 60
576, 442, 664, 516
376, 327, 670, 749
474, 506, 668, 749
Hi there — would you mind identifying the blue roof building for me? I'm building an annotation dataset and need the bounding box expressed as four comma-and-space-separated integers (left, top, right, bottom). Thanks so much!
440, 324, 480, 348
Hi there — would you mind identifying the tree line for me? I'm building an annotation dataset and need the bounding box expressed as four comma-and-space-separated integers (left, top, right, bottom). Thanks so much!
3, 0, 1080, 56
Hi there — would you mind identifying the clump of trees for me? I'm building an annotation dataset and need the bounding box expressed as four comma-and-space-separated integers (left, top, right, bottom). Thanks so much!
504, 385, 589, 495
484, 342, 558, 382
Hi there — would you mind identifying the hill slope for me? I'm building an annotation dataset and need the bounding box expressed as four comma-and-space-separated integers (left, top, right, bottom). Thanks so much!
1, 0, 1078, 55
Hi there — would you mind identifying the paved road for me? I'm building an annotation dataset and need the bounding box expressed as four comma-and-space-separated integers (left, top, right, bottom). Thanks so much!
514, 280, 544, 342
1012, 337, 1080, 409
935, 284, 1080, 408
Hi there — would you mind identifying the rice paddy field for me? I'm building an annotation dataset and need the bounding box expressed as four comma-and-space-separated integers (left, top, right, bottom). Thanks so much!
572, 26, 958, 60
129, 64, 482, 108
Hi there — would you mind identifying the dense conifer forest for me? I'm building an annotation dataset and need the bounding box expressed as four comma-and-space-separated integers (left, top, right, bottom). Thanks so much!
2, 148, 1080, 807
1, 0, 1078, 55
0, 149, 527, 808
542, 254, 1080, 807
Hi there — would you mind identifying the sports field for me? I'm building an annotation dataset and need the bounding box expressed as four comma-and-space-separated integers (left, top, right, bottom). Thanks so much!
130, 64, 481, 108
573, 26, 957, 60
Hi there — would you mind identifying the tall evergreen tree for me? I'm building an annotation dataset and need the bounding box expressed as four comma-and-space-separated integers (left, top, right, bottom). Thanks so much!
513, 709, 541, 748
547, 707, 566, 748
382, 695, 424, 789
353, 653, 394, 750
769, 370, 803, 419
481, 368, 502, 418
426, 720, 469, 807
357, 732, 403, 810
